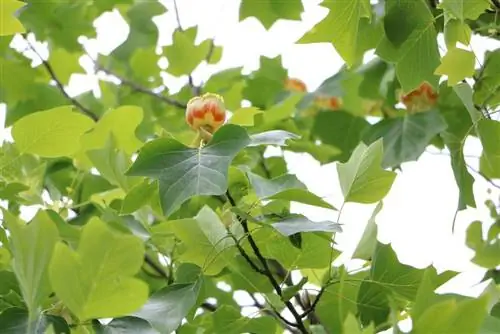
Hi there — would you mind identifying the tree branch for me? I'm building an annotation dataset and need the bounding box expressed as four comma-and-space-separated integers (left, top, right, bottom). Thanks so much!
225, 191, 309, 334
249, 294, 301, 334
492, 0, 500, 10
25, 40, 98, 122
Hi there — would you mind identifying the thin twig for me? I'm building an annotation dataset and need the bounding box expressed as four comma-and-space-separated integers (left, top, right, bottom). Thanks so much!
492, 0, 500, 10
249, 294, 300, 333
225, 191, 309, 334
25, 39, 98, 122
144, 254, 169, 280
201, 302, 217, 312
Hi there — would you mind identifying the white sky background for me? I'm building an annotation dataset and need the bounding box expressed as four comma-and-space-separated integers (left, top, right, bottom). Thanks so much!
2, 0, 500, 326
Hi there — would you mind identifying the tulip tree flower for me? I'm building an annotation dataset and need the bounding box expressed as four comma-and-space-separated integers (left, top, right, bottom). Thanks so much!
186, 93, 226, 145
400, 82, 438, 113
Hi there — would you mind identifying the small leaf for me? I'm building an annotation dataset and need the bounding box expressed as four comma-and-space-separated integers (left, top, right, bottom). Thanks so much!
2, 210, 59, 316
126, 124, 250, 216
121, 179, 157, 215
435, 48, 476, 86
133, 279, 202, 334
440, 0, 491, 21
12, 106, 94, 158
49, 49, 82, 85
478, 119, 500, 179
229, 107, 263, 126
282, 277, 308, 302
49, 217, 148, 320
337, 139, 396, 204
271, 215, 342, 236
352, 201, 383, 260
0, 0, 25, 36
444, 18, 471, 49
239, 0, 304, 29
249, 130, 300, 147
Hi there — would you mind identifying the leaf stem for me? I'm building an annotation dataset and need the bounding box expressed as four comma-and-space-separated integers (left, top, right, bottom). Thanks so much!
225, 191, 309, 333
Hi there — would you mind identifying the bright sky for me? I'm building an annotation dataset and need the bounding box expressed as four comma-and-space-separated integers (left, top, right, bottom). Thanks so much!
2, 0, 500, 323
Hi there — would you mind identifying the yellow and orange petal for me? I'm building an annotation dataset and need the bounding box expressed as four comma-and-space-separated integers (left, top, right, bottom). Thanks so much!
314, 95, 342, 111
400, 82, 438, 113
284, 78, 307, 93
186, 93, 226, 132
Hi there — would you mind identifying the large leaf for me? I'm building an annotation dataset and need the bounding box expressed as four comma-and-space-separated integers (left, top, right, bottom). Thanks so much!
239, 0, 304, 29
0, 0, 25, 36
2, 210, 59, 316
49, 217, 148, 320
126, 124, 250, 216
312, 111, 370, 162
134, 279, 202, 334
298, 0, 371, 66
337, 139, 396, 204
11, 106, 94, 158
363, 110, 448, 168
153, 206, 236, 275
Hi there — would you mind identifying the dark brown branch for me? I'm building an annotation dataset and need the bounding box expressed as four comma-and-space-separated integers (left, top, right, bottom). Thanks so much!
144, 254, 169, 280
229, 232, 265, 274
26, 40, 98, 122
225, 191, 309, 334
299, 287, 327, 318
201, 302, 217, 312
249, 294, 301, 333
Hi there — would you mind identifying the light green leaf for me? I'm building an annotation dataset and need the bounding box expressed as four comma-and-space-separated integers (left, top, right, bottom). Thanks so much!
2, 210, 59, 316
363, 110, 448, 168
49, 48, 82, 85
473, 49, 500, 108
134, 279, 202, 334
435, 48, 476, 86
207, 305, 278, 333
11, 106, 94, 158
343, 313, 374, 334
466, 221, 500, 268
454, 81, 482, 122
478, 119, 500, 179
246, 171, 335, 209
130, 47, 160, 83
78, 105, 143, 155
263, 93, 303, 123
158, 206, 236, 275
357, 280, 390, 327
352, 201, 383, 260
298, 0, 371, 67
121, 179, 157, 215
249, 130, 300, 147
0, 0, 25, 36
164, 27, 214, 76
271, 215, 342, 236
337, 139, 396, 204
229, 107, 262, 126
126, 124, 250, 216
49, 217, 148, 320
440, 0, 491, 21
444, 18, 471, 49
239, 0, 304, 29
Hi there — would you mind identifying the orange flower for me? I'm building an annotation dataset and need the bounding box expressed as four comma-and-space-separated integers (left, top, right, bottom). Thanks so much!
400, 82, 438, 113
284, 78, 307, 93
186, 93, 226, 133
314, 95, 342, 111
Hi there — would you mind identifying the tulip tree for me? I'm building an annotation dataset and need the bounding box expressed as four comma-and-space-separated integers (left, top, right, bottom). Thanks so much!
1, 0, 500, 333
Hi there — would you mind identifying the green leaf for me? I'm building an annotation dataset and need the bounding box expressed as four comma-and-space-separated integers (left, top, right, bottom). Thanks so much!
357, 280, 390, 327
363, 111, 448, 168
49, 217, 148, 320
239, 0, 304, 29
263, 94, 303, 123
164, 27, 214, 76
166, 206, 236, 275
121, 179, 157, 215
352, 201, 383, 260
312, 111, 370, 162
130, 48, 160, 83
337, 139, 396, 204
126, 124, 250, 216
440, 0, 491, 21
249, 130, 300, 147
435, 48, 476, 86
133, 279, 202, 334
444, 18, 471, 49
376, 0, 440, 92
2, 210, 59, 316
49, 48, 82, 85
206, 305, 278, 333
246, 171, 335, 209
466, 221, 500, 268
282, 277, 308, 301
93, 316, 156, 334
229, 107, 263, 126
343, 313, 374, 334
473, 49, 500, 108
478, 119, 500, 179
0, 308, 69, 334
0, 0, 25, 36
11, 106, 94, 158
76, 105, 144, 167
271, 215, 342, 236
298, 0, 371, 67
481, 316, 500, 334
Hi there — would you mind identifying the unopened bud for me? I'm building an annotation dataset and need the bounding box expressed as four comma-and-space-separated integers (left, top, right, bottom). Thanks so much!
186, 93, 226, 133
314, 95, 342, 111
284, 78, 307, 93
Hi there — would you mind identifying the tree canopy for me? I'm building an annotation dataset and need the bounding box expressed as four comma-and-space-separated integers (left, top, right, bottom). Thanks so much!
1, 0, 500, 333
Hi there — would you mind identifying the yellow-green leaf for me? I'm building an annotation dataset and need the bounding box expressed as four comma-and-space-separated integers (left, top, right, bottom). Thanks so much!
0, 0, 25, 36
435, 48, 476, 86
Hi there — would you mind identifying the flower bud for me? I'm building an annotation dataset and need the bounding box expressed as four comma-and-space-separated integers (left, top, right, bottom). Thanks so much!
186, 93, 226, 133
314, 95, 342, 111
284, 78, 307, 93
400, 82, 438, 113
